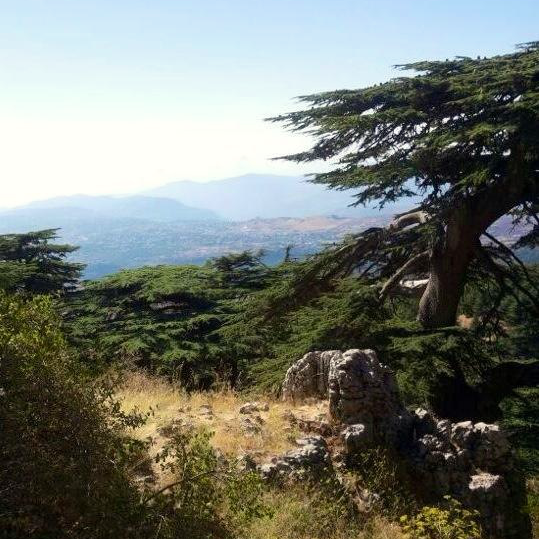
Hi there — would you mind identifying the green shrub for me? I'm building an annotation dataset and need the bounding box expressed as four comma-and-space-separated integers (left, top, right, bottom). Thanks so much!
0, 292, 268, 539
345, 445, 415, 518
147, 425, 268, 538
400, 496, 481, 539
0, 292, 147, 538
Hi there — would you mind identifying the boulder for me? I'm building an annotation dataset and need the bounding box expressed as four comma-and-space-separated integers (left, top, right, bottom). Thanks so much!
282, 350, 339, 401
341, 423, 370, 452
240, 416, 262, 436
258, 436, 331, 481
239, 401, 269, 414
281, 348, 531, 539
327, 349, 405, 431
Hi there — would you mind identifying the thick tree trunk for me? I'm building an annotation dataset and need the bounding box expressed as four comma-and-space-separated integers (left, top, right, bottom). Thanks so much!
417, 145, 532, 329
417, 211, 477, 328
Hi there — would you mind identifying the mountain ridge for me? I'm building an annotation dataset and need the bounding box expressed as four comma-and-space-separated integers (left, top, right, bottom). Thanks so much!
142, 173, 375, 220
7, 194, 221, 222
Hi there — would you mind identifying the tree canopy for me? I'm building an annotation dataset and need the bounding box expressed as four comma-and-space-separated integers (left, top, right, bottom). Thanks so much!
0, 229, 84, 294
269, 43, 539, 329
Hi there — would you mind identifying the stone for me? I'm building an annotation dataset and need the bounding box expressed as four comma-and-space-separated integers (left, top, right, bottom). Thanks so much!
472, 422, 511, 471
451, 421, 475, 448
239, 401, 269, 414
280, 348, 531, 539
413, 408, 438, 437
198, 404, 213, 416
282, 350, 339, 401
327, 349, 407, 442
257, 436, 331, 481
282, 409, 297, 423
341, 423, 371, 452
240, 417, 262, 435
297, 418, 333, 436
236, 454, 257, 473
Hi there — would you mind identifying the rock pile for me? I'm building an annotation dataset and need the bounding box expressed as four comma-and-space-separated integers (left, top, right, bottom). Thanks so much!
257, 436, 332, 481
281, 348, 530, 539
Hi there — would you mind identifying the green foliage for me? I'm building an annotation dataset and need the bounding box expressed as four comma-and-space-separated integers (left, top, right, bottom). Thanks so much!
0, 229, 84, 293
243, 476, 363, 539
241, 277, 394, 390
64, 260, 270, 384
400, 497, 481, 539
346, 445, 416, 518
149, 425, 268, 538
0, 292, 145, 538
208, 249, 268, 289
267, 43, 539, 335
527, 478, 539, 539
0, 292, 270, 539
501, 388, 539, 475
270, 44, 539, 215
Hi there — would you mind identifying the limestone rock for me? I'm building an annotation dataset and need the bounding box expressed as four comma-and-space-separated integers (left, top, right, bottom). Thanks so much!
236, 454, 257, 473
240, 417, 262, 436
258, 436, 331, 481
341, 423, 370, 453
281, 348, 531, 538
239, 401, 269, 414
198, 404, 213, 416
282, 350, 339, 401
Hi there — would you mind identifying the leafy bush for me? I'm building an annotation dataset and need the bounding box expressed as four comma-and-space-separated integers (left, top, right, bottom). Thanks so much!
346, 445, 415, 518
400, 497, 481, 539
0, 292, 145, 538
242, 482, 362, 539
147, 425, 268, 539
0, 229, 84, 293
0, 292, 267, 538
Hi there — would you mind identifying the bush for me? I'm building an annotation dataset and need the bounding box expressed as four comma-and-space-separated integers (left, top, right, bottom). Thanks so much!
147, 425, 268, 538
346, 445, 415, 518
0, 293, 146, 538
400, 497, 481, 539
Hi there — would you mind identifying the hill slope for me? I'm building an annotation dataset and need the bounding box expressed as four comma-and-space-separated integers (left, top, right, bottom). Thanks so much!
143, 173, 381, 220
15, 194, 221, 222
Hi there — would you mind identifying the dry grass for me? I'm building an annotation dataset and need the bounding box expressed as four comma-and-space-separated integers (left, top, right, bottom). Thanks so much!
244, 486, 405, 539
528, 477, 539, 539
116, 371, 408, 538
116, 370, 327, 463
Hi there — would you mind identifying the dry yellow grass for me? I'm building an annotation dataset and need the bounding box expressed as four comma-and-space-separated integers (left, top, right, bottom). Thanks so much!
116, 371, 407, 539
244, 486, 405, 539
116, 370, 327, 464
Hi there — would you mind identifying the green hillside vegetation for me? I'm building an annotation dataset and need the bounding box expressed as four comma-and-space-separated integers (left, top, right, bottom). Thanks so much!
59, 255, 538, 474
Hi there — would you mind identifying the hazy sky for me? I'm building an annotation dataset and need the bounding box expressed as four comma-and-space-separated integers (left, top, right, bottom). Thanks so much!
1, 0, 538, 207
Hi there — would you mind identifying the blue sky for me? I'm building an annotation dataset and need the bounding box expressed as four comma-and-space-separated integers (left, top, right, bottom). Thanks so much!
1, 0, 538, 206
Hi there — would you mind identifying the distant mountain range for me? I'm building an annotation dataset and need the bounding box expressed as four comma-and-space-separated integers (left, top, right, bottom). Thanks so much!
13, 173, 535, 280
142, 173, 411, 220
14, 194, 221, 223
0, 174, 405, 278
3, 174, 417, 225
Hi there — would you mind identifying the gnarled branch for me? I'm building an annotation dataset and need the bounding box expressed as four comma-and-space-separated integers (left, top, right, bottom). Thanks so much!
379, 251, 429, 300
388, 210, 429, 231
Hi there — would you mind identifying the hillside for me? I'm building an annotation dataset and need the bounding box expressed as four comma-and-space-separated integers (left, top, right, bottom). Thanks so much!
143, 173, 418, 220
9, 194, 221, 222
0, 214, 389, 278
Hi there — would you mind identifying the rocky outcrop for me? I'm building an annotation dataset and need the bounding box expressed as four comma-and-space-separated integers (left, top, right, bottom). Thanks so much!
282, 349, 530, 539
239, 401, 269, 414
406, 408, 529, 538
258, 436, 332, 481
281, 350, 337, 401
